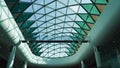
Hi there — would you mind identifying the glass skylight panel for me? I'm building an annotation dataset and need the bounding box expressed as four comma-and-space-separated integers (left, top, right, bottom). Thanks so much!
67, 8, 75, 14
81, 0, 92, 3
40, 52, 46, 56
58, 8, 66, 14
36, 8, 44, 14
69, 0, 78, 5
72, 29, 77, 33
57, 1, 65, 9
20, 0, 32, 2
57, 16, 65, 22
59, 0, 68, 5
60, 53, 68, 57
75, 16, 83, 21
34, 14, 43, 20
33, 4, 42, 11
48, 1, 56, 9
68, 15, 76, 20
45, 7, 53, 14
75, 0, 81, 3
35, 0, 44, 5
63, 29, 71, 33
45, 0, 54, 4
55, 19, 62, 24
54, 25, 60, 29
73, 23, 80, 28
30, 21, 37, 27
65, 17, 72, 21
39, 16, 46, 21
78, 6, 87, 13
24, 5, 33, 12
56, 11, 64, 17
48, 11, 55, 17
69, 5, 80, 13
17, 0, 94, 58
65, 22, 74, 27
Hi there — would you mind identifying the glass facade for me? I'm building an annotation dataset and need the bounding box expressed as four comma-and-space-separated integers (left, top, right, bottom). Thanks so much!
4, 0, 108, 58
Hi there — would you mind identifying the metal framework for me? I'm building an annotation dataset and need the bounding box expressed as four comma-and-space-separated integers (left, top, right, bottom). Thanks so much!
4, 0, 108, 58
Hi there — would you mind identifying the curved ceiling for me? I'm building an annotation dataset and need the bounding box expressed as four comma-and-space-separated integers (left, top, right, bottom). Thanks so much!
4, 0, 108, 58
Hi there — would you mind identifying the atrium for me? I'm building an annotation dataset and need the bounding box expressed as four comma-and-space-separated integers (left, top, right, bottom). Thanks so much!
0, 0, 120, 68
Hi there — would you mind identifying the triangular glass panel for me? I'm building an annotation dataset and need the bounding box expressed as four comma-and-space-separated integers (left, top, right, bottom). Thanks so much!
72, 29, 77, 33
76, 21, 84, 27
55, 25, 62, 29
56, 11, 63, 17
45, 7, 53, 13
68, 15, 76, 20
59, 0, 68, 5
28, 14, 35, 20
56, 18, 62, 24
83, 23, 90, 30
20, 0, 31, 2
34, 14, 43, 20
67, 9, 74, 15
74, 28, 82, 33
91, 6, 100, 15
81, 0, 92, 3
35, 0, 44, 5
66, 22, 73, 27
37, 8, 45, 14
49, 19, 55, 24
24, 5, 33, 12
39, 16, 46, 21
69, 5, 79, 13
81, 4, 93, 12
48, 1, 55, 9
30, 22, 37, 27
81, 30, 86, 35
69, 0, 77, 5
65, 16, 72, 21
45, 0, 53, 4
57, 1, 65, 8
78, 13, 88, 21
36, 21, 44, 26
78, 6, 87, 13
58, 16, 65, 21
33, 4, 42, 11
48, 11, 55, 17
46, 15, 53, 21
75, 16, 83, 21
92, 0, 107, 4
87, 16, 94, 23
58, 8, 66, 14
73, 23, 80, 28
75, 0, 81, 3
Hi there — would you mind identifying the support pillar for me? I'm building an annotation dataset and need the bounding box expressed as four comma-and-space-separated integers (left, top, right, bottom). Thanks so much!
81, 60, 85, 68
23, 61, 27, 68
93, 46, 101, 68
7, 46, 16, 68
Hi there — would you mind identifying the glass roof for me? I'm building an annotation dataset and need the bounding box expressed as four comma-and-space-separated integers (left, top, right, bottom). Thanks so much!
4, 0, 108, 58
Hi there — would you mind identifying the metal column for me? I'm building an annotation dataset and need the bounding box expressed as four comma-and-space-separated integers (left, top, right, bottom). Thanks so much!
93, 46, 101, 68
7, 46, 16, 68
81, 60, 85, 68
23, 61, 27, 68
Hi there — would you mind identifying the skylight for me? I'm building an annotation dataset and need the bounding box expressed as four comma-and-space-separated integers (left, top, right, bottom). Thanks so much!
7, 0, 104, 58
